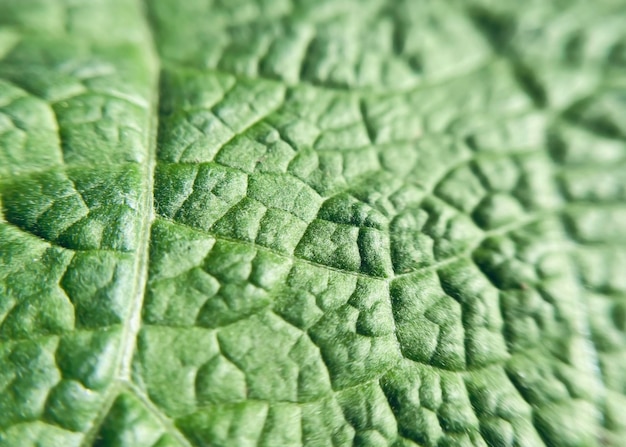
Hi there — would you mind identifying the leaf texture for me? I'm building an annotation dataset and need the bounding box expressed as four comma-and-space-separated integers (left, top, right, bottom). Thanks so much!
0, 0, 625, 446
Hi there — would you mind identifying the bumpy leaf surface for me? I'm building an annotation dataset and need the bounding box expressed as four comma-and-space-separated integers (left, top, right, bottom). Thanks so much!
0, 0, 625, 446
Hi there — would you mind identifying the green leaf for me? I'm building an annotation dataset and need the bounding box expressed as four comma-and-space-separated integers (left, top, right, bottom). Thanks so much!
1, 0, 625, 446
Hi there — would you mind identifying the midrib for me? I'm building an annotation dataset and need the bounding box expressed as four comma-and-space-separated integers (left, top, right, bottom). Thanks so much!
80, 1, 168, 445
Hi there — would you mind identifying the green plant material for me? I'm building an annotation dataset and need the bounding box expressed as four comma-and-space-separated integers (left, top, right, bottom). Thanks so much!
1, 0, 625, 446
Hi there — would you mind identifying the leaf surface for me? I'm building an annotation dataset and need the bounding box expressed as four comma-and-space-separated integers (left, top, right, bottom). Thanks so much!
0, 0, 625, 446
